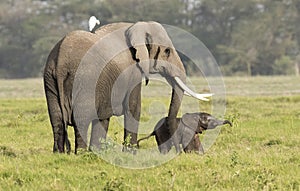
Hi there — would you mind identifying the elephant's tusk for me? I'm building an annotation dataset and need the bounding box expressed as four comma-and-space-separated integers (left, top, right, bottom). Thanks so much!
183, 91, 213, 101
174, 77, 213, 101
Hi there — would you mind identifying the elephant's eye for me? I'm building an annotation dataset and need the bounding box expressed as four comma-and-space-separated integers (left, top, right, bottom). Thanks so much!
164, 48, 171, 57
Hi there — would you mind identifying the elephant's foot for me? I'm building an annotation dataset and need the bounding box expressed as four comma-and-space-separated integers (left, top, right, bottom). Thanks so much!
74, 126, 88, 154
53, 143, 59, 153
89, 137, 111, 153
174, 142, 181, 153
199, 144, 205, 154
122, 132, 138, 154
122, 144, 138, 155
75, 148, 88, 155
65, 138, 71, 154
75, 138, 87, 154
53, 130, 65, 153
88, 142, 101, 153
89, 136, 101, 152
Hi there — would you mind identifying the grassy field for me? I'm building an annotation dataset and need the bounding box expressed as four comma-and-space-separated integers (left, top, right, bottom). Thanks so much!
0, 76, 299, 190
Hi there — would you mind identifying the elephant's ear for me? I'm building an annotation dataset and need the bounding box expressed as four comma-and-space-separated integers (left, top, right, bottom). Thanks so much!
181, 113, 200, 132
126, 22, 152, 78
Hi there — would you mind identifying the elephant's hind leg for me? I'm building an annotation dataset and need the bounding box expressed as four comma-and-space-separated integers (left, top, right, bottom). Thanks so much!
45, 90, 65, 153
52, 118, 65, 153
158, 141, 172, 154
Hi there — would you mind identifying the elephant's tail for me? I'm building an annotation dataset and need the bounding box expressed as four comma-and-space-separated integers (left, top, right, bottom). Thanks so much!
137, 132, 155, 148
57, 75, 71, 153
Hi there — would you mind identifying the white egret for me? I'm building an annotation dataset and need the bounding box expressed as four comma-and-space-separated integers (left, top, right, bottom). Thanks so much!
88, 16, 100, 33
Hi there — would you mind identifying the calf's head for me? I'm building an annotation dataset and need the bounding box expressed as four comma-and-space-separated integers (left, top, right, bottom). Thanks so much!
181, 112, 232, 133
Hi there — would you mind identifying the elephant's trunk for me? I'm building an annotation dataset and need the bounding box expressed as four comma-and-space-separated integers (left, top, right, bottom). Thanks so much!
164, 51, 212, 153
166, 83, 184, 153
207, 119, 232, 129
223, 120, 232, 127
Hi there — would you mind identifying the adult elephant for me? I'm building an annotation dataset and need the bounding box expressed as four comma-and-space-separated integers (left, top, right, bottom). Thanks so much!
43, 21, 211, 154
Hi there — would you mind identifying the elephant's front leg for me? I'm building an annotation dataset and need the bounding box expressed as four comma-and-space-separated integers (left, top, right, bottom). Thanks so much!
181, 128, 196, 153
74, 120, 89, 154
123, 83, 141, 152
89, 118, 110, 151
183, 134, 204, 154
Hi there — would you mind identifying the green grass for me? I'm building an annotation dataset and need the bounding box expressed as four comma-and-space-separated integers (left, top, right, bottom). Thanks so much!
0, 76, 300, 190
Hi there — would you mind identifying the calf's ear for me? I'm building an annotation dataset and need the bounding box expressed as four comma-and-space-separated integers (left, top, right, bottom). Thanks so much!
181, 113, 200, 132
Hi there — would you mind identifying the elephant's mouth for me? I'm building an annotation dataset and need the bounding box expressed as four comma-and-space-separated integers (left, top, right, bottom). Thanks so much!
174, 77, 213, 101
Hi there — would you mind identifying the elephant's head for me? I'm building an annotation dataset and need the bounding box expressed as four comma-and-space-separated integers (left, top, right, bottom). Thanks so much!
181, 112, 232, 133
126, 22, 180, 82
125, 21, 211, 100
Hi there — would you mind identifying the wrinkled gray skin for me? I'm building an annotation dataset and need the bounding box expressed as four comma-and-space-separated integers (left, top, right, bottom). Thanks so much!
137, 112, 232, 154
44, 21, 187, 154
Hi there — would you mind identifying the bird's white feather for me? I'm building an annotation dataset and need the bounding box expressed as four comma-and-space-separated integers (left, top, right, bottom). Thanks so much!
89, 16, 100, 32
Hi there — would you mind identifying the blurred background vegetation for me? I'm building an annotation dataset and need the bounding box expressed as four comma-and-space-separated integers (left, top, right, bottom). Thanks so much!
0, 0, 300, 78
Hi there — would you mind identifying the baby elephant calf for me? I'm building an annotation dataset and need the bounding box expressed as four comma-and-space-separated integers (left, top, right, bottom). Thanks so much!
137, 112, 232, 154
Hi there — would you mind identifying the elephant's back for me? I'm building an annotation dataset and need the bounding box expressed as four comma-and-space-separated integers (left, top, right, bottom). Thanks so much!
62, 30, 100, 50
95, 22, 132, 38
56, 30, 100, 74
56, 23, 133, 72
